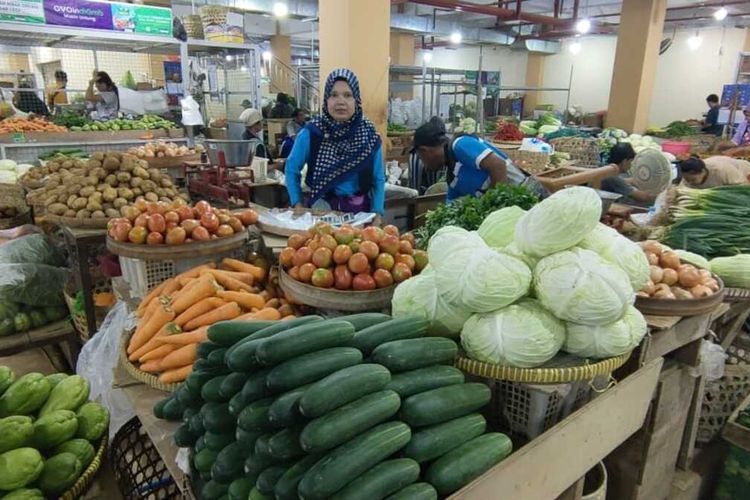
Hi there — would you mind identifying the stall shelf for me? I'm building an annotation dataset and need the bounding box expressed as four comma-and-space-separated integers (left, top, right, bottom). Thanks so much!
0, 319, 77, 359
1, 138, 188, 163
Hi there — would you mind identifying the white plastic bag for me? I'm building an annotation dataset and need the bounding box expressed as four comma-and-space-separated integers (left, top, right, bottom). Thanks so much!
697, 340, 727, 382
76, 301, 137, 438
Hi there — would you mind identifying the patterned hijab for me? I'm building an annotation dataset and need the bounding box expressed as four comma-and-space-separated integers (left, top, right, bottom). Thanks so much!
307, 68, 380, 203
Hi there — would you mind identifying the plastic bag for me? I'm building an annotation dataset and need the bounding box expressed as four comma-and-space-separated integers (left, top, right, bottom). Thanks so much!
0, 263, 68, 306
0, 234, 63, 265
0, 225, 41, 242
76, 301, 137, 438
696, 340, 727, 382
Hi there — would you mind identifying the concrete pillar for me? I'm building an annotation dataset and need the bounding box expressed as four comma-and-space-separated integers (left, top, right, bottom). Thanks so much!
744, 28, 750, 51
606, 0, 667, 133
319, 0, 391, 138
525, 53, 545, 117
390, 32, 415, 99
270, 33, 294, 95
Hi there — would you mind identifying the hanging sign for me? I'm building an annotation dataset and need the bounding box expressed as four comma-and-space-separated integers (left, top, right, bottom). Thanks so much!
44, 0, 112, 30
0, 0, 44, 23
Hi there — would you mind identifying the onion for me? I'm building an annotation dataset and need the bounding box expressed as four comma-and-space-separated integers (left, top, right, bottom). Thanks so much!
636, 291, 650, 298
646, 252, 659, 266
641, 240, 663, 255
640, 279, 656, 295
659, 251, 681, 270
698, 269, 713, 284
671, 286, 693, 300
650, 265, 664, 284
678, 267, 700, 288
690, 285, 713, 298
662, 268, 679, 286
654, 283, 675, 299
704, 278, 720, 292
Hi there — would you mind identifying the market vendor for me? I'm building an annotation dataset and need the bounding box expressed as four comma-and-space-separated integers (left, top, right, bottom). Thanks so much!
412, 118, 526, 201
601, 142, 656, 205
701, 94, 722, 136
679, 156, 750, 189
284, 68, 385, 217
13, 83, 48, 116
46, 71, 68, 108
239, 107, 272, 162
85, 71, 119, 120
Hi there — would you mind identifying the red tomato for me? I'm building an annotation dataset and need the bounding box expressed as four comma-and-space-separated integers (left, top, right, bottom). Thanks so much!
288, 266, 301, 281
349, 239, 361, 253
413, 250, 429, 271
180, 219, 200, 236
128, 226, 148, 244
238, 209, 259, 226
147, 232, 164, 245
379, 235, 400, 256
348, 253, 369, 274
176, 206, 193, 222
373, 269, 394, 288
311, 268, 334, 288
113, 222, 132, 242
134, 213, 150, 229
334, 227, 355, 245
287, 233, 307, 250
352, 273, 377, 291
293, 247, 313, 267
375, 253, 395, 271
401, 232, 417, 249
165, 227, 187, 245
334, 264, 353, 290
215, 224, 234, 237
395, 254, 416, 271
279, 247, 296, 268
319, 235, 338, 252
200, 212, 220, 233
192, 226, 210, 241
333, 244, 353, 265
298, 263, 316, 283
392, 263, 413, 283
383, 225, 400, 237
312, 247, 333, 268
147, 213, 166, 234
164, 211, 180, 225
134, 198, 148, 213
165, 221, 178, 231
399, 240, 414, 255
359, 241, 380, 261
195, 200, 212, 216
146, 202, 163, 216
362, 226, 384, 243
227, 217, 244, 234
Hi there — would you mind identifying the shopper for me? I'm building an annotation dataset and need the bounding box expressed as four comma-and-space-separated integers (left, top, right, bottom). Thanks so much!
239, 107, 271, 162
679, 156, 750, 189
46, 70, 68, 108
601, 142, 655, 204
701, 94, 722, 136
412, 117, 526, 201
408, 118, 446, 194
731, 105, 750, 147
271, 92, 295, 119
287, 108, 308, 138
85, 71, 119, 120
13, 83, 49, 116
284, 68, 385, 217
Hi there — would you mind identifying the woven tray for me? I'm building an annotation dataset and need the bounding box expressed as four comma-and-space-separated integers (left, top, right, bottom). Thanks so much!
725, 288, 750, 302
455, 351, 632, 384
45, 214, 111, 229
506, 149, 551, 175
635, 276, 726, 316
119, 329, 180, 393
59, 433, 108, 500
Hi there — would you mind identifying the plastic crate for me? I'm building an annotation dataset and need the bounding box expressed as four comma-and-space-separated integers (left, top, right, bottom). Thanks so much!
110, 416, 181, 500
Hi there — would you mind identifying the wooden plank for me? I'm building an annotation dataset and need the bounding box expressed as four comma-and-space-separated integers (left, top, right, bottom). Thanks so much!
668, 469, 701, 500
450, 357, 664, 500
646, 315, 683, 330
555, 477, 584, 500
641, 314, 713, 363
0, 320, 77, 356
677, 375, 706, 470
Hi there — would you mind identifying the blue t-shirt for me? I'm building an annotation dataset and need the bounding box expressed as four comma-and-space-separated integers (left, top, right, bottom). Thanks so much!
447, 136, 526, 201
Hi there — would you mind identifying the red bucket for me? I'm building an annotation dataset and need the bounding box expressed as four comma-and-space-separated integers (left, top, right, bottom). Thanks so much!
661, 141, 691, 155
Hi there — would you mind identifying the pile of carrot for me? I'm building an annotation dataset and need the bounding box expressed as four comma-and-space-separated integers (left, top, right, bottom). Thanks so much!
126, 258, 297, 384
0, 116, 67, 133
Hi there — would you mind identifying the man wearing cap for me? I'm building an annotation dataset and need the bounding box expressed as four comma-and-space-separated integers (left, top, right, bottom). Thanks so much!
412, 118, 529, 201
239, 108, 271, 163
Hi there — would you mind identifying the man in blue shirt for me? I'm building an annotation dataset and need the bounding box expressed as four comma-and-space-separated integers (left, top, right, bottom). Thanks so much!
701, 94, 722, 136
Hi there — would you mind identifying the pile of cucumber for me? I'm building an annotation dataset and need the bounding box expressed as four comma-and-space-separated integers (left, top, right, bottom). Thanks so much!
154, 313, 513, 499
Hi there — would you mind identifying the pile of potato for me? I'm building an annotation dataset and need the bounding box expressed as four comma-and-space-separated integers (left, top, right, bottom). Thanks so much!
0, 205, 20, 218
126, 141, 203, 159
27, 151, 188, 219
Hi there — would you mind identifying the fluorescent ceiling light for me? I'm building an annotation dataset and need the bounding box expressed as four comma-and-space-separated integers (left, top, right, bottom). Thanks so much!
714, 7, 728, 21
262, 50, 273, 61
225, 55, 233, 62
240, 65, 248, 72
687, 34, 702, 51
423, 51, 433, 63
569, 40, 582, 55
575, 18, 591, 34
450, 32, 462, 44
273, 2, 289, 18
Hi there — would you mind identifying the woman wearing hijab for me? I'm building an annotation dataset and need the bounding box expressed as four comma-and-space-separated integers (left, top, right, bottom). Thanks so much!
284, 68, 385, 216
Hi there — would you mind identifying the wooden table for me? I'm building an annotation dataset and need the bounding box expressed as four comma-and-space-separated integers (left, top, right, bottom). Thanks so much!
0, 320, 77, 358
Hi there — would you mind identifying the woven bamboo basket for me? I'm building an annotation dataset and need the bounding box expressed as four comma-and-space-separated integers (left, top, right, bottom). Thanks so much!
59, 433, 108, 500
45, 214, 110, 229
63, 279, 113, 341
0, 183, 31, 229
182, 14, 204, 38
550, 137, 601, 166
506, 149, 551, 175
119, 330, 180, 393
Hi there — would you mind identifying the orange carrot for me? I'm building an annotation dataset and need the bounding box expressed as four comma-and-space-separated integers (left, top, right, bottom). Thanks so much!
129, 322, 180, 361
178, 275, 196, 287
249, 307, 282, 321
184, 302, 242, 330
259, 290, 272, 302
202, 270, 252, 292
221, 258, 266, 281
282, 315, 298, 321
128, 303, 175, 354
234, 311, 257, 321
277, 304, 294, 317
162, 278, 181, 297
216, 291, 265, 311
156, 326, 209, 345
171, 275, 219, 315
137, 280, 169, 316
174, 297, 225, 327
160, 343, 198, 370
139, 343, 175, 362
159, 364, 193, 384
264, 298, 280, 309
139, 359, 164, 373
205, 269, 255, 284
174, 263, 216, 282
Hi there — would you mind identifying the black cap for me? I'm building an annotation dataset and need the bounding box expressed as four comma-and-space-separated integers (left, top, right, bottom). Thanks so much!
411, 118, 448, 152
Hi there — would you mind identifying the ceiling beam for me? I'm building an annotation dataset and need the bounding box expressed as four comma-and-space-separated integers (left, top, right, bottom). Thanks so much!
401, 0, 570, 26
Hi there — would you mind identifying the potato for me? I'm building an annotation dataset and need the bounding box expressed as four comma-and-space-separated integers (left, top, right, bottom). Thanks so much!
48, 161, 60, 171
91, 210, 106, 219
160, 178, 173, 188
44, 195, 58, 207
165, 188, 177, 198
155, 188, 166, 197
102, 157, 120, 171
91, 167, 106, 180
104, 174, 117, 186
119, 188, 135, 201
73, 197, 88, 210
57, 193, 69, 203
145, 192, 158, 202
86, 200, 102, 212
66, 195, 78, 208
46, 179, 60, 190
111, 197, 126, 209
132, 187, 143, 196
70, 168, 85, 177
62, 160, 73, 169
102, 187, 117, 202
96, 183, 108, 192
86, 159, 102, 169
133, 166, 150, 179
67, 184, 83, 195
85, 176, 99, 187
92, 152, 105, 161
48, 203, 67, 215
148, 169, 162, 182
75, 209, 91, 219
74, 159, 87, 169
63, 209, 76, 218
159, 197, 173, 204
116, 172, 131, 183
105, 208, 120, 218
141, 180, 157, 192
79, 186, 96, 197
130, 177, 143, 188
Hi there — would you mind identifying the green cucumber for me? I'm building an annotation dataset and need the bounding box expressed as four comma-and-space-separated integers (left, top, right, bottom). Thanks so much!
219, 372, 247, 399
385, 483, 437, 500
335, 313, 391, 331
254, 433, 274, 459
228, 391, 250, 417
268, 426, 305, 461
266, 347, 363, 393
207, 348, 229, 366
185, 370, 220, 395
182, 407, 198, 423
245, 451, 274, 478
240, 368, 273, 403
238, 397, 275, 431
194, 434, 206, 453
385, 365, 464, 398
330, 458, 420, 500
194, 448, 219, 475
225, 316, 324, 372
162, 398, 184, 421
174, 422, 199, 448
153, 398, 169, 419
298, 421, 412, 500
404, 413, 486, 463
201, 402, 234, 433
274, 454, 321, 500
236, 427, 263, 448
212, 441, 248, 483
299, 363, 391, 418
228, 477, 255, 500
188, 412, 204, 435
256, 465, 289, 496
192, 359, 229, 375
207, 320, 278, 346
201, 375, 229, 402
204, 431, 235, 451
176, 384, 201, 408
426, 433, 513, 495
300, 390, 401, 454
372, 337, 458, 373
401, 383, 491, 427
197, 341, 223, 359
256, 320, 355, 366
248, 487, 272, 500
201, 479, 230, 500
349, 317, 428, 355
268, 385, 311, 427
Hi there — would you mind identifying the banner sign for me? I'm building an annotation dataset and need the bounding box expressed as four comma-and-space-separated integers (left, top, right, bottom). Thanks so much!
0, 0, 172, 36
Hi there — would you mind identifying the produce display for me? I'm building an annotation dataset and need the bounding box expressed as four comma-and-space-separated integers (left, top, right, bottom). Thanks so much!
0, 117, 67, 134
708, 254, 750, 289
518, 113, 562, 138
0, 159, 34, 184
127, 258, 294, 384
394, 187, 649, 364
0, 302, 68, 337
636, 240, 720, 300
493, 121, 523, 142
279, 222, 425, 291
0, 367, 109, 497
107, 200, 258, 246
646, 120, 696, 138
64, 115, 180, 132
153, 314, 512, 498
414, 183, 538, 248
126, 142, 203, 159
0, 205, 23, 219
25, 151, 187, 220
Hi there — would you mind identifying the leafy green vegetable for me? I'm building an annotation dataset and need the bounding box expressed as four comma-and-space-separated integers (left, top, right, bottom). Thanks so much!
564, 305, 647, 359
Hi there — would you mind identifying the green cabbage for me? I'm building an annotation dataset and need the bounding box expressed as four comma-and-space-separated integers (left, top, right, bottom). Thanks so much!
499, 242, 539, 270
477, 206, 526, 249
534, 248, 634, 326
461, 299, 565, 368
709, 255, 750, 288
391, 273, 471, 338
564, 306, 647, 359
515, 186, 602, 258
674, 250, 710, 270
428, 226, 487, 304
455, 248, 532, 313
579, 224, 650, 291
538, 124, 560, 136
537, 113, 562, 127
